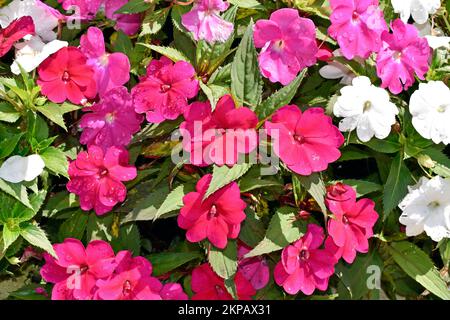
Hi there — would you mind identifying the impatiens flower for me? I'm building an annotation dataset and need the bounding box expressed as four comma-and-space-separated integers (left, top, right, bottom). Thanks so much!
58, 0, 103, 20
37, 47, 97, 104
333, 76, 399, 142
325, 182, 357, 214
96, 251, 162, 300
253, 8, 318, 85
0, 0, 62, 42
132, 56, 199, 123
0, 16, 35, 58
376, 19, 431, 94
67, 146, 137, 215
178, 174, 246, 249
399, 176, 450, 242
80, 27, 130, 97
265, 105, 344, 176
415, 22, 450, 49
319, 49, 357, 85
105, 0, 142, 35
191, 264, 256, 300
274, 224, 336, 295
40, 238, 117, 300
11, 36, 67, 74
328, 0, 388, 60
0, 154, 45, 183
391, 0, 441, 24
326, 183, 379, 263
409, 81, 450, 145
238, 243, 270, 290
160, 283, 189, 300
79, 87, 143, 150
181, 0, 234, 43
180, 95, 258, 166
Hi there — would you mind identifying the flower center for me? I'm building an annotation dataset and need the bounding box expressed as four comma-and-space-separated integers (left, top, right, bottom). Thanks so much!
99, 168, 109, 177
393, 51, 402, 61
80, 265, 89, 273
352, 11, 359, 22
122, 280, 132, 296
62, 71, 70, 82
208, 205, 218, 219
363, 101, 372, 112
99, 53, 109, 66
299, 249, 310, 261
342, 215, 349, 225
428, 201, 440, 208
160, 84, 171, 93
273, 40, 284, 51
294, 134, 305, 144
437, 104, 447, 113
105, 112, 115, 124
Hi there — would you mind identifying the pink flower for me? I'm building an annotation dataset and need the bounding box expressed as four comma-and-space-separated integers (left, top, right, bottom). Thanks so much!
160, 283, 189, 300
326, 184, 379, 263
253, 8, 318, 85
79, 86, 143, 150
67, 146, 137, 215
191, 264, 256, 300
95, 251, 162, 300
325, 182, 357, 215
274, 224, 336, 295
105, 0, 142, 35
181, 0, 233, 43
328, 0, 388, 60
265, 105, 344, 176
178, 174, 246, 249
238, 243, 270, 290
37, 47, 97, 104
376, 19, 431, 94
180, 95, 259, 167
132, 56, 199, 123
0, 16, 35, 57
80, 27, 130, 97
57, 0, 103, 20
40, 238, 117, 300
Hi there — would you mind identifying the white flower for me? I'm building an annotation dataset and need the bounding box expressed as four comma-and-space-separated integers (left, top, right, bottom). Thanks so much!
319, 50, 355, 85
391, 0, 441, 24
0, 0, 61, 42
0, 154, 45, 183
399, 176, 450, 242
333, 76, 399, 142
409, 81, 450, 145
11, 36, 68, 75
415, 22, 450, 49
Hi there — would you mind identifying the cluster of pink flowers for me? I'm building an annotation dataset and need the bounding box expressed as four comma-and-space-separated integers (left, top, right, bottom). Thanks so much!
40, 238, 187, 300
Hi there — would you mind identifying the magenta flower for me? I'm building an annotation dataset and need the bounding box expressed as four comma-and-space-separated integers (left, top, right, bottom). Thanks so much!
105, 0, 142, 35
178, 174, 246, 249
40, 238, 117, 300
132, 56, 199, 123
79, 87, 143, 150
57, 0, 103, 20
328, 0, 388, 60
160, 283, 189, 300
253, 8, 318, 85
80, 27, 130, 97
67, 146, 137, 215
181, 0, 234, 43
191, 264, 256, 300
180, 94, 259, 167
274, 224, 336, 295
265, 105, 344, 176
238, 243, 270, 290
325, 182, 357, 215
326, 184, 379, 263
376, 19, 431, 94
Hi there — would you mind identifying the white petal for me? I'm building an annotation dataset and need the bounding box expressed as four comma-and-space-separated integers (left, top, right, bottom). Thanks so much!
0, 154, 45, 183
319, 64, 346, 80
425, 35, 450, 49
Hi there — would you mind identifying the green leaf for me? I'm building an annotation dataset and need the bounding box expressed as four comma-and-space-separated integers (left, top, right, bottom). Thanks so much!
383, 154, 413, 218
114, 0, 151, 14
140, 7, 170, 36
245, 207, 307, 258
238, 166, 283, 192
341, 179, 382, 197
209, 240, 238, 279
238, 208, 266, 247
40, 147, 69, 178
352, 134, 401, 153
256, 69, 306, 118
2, 225, 20, 253
58, 211, 88, 242
199, 82, 229, 111
138, 43, 190, 63
337, 145, 372, 162
296, 173, 327, 215
0, 102, 20, 123
231, 21, 262, 109
114, 30, 134, 55
0, 179, 32, 209
20, 223, 57, 258
0, 132, 23, 159
439, 239, 450, 267
36, 103, 81, 131
204, 163, 253, 200
86, 213, 113, 242
228, 0, 264, 9
111, 224, 141, 256
154, 183, 195, 220
149, 251, 203, 276
389, 241, 450, 300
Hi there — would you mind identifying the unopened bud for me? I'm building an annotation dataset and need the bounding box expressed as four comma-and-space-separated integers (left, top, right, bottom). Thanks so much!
418, 154, 435, 168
